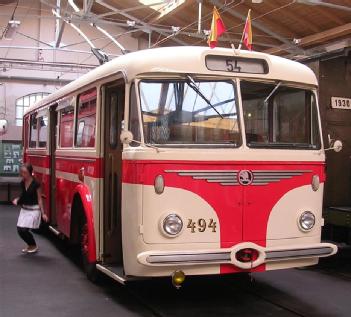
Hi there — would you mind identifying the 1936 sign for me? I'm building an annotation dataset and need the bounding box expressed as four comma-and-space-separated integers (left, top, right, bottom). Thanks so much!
331, 97, 351, 110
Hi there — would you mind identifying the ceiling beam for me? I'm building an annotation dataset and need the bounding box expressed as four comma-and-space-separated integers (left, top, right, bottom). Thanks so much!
210, 0, 303, 54
264, 23, 351, 55
83, 0, 94, 15
263, 0, 320, 35
310, 6, 345, 26
54, 0, 65, 48
95, 0, 188, 46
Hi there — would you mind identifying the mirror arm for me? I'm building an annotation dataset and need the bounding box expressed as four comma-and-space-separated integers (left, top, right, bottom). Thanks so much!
127, 139, 161, 153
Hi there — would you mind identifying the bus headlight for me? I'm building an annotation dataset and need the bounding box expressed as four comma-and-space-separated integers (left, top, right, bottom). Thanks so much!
163, 214, 183, 236
299, 211, 315, 231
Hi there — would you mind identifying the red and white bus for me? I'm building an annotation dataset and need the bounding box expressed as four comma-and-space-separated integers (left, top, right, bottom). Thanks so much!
23, 46, 338, 286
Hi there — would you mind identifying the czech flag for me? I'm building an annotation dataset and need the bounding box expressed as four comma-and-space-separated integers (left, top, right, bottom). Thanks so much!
242, 9, 253, 50
207, 6, 226, 49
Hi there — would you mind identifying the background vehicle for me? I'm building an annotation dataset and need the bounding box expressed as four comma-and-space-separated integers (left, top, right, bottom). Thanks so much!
23, 47, 337, 286
305, 49, 351, 244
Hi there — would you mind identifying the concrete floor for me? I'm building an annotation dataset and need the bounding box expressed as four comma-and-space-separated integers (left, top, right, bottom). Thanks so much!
1, 204, 351, 317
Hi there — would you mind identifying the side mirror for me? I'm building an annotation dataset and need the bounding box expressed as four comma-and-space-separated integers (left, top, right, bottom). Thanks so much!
325, 139, 343, 152
120, 130, 134, 145
332, 140, 343, 152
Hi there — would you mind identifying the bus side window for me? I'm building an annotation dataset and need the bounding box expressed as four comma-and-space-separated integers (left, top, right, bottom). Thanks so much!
38, 115, 48, 148
29, 113, 38, 148
59, 105, 75, 148
129, 83, 141, 146
76, 88, 97, 148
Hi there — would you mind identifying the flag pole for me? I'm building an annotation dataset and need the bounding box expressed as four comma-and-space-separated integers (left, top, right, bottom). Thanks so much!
238, 9, 250, 51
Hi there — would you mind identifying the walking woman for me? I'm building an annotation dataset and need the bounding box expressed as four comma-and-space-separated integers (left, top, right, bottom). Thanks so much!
12, 163, 48, 253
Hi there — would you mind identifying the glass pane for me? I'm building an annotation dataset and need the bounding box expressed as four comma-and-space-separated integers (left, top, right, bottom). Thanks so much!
29, 95, 36, 105
129, 84, 141, 147
110, 93, 118, 148
59, 106, 74, 147
16, 98, 23, 106
16, 106, 23, 119
38, 116, 48, 148
241, 81, 321, 149
29, 114, 37, 148
23, 96, 30, 106
16, 119, 23, 126
76, 89, 96, 147
139, 80, 240, 147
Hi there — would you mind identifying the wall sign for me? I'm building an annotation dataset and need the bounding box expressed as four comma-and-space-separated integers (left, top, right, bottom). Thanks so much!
331, 97, 351, 110
0, 141, 23, 176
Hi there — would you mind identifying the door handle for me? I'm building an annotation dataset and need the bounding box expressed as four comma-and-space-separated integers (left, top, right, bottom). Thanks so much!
78, 167, 85, 182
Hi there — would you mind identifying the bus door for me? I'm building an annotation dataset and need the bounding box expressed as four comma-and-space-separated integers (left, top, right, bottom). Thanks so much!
102, 83, 125, 264
49, 106, 58, 225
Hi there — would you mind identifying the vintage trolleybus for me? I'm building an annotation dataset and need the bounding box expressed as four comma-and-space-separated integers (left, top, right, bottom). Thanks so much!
23, 47, 338, 286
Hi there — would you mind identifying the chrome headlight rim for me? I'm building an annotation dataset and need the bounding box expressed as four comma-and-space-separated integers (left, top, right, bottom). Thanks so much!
298, 211, 316, 232
162, 213, 183, 237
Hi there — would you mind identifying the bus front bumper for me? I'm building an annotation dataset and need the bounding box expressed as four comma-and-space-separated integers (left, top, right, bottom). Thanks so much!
137, 242, 337, 270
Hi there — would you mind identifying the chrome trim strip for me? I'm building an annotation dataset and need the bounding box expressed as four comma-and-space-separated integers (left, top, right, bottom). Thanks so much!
165, 169, 312, 186
55, 156, 97, 162
27, 154, 47, 158
165, 170, 238, 173
166, 170, 238, 186
254, 170, 312, 173
266, 247, 334, 260
144, 246, 335, 266
147, 252, 231, 264
96, 264, 126, 284
193, 174, 237, 179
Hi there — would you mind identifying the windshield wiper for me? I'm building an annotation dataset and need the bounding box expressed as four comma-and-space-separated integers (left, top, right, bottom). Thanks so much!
264, 81, 282, 104
186, 75, 223, 119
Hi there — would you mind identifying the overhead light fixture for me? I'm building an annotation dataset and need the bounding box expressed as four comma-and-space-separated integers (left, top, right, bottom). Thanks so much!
127, 20, 136, 27
2, 20, 21, 40
252, 0, 263, 3
68, 0, 80, 13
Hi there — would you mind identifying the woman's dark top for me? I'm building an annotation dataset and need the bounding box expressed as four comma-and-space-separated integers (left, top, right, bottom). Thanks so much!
17, 179, 40, 206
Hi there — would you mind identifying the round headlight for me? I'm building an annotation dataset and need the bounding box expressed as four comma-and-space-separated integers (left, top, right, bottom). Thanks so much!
299, 211, 315, 231
163, 214, 183, 236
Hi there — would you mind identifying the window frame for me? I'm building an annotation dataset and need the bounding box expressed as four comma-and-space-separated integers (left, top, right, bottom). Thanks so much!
15, 92, 50, 127
74, 88, 97, 149
37, 113, 49, 149
239, 79, 322, 150
58, 100, 76, 149
29, 113, 38, 148
136, 78, 242, 148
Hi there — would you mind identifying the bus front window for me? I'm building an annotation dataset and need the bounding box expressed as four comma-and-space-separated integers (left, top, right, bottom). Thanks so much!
241, 81, 321, 149
139, 80, 241, 147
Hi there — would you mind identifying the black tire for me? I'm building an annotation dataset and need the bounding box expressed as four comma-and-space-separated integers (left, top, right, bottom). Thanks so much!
78, 208, 99, 283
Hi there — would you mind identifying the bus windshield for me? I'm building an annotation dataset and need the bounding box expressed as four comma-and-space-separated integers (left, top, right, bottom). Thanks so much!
139, 80, 241, 147
241, 81, 321, 149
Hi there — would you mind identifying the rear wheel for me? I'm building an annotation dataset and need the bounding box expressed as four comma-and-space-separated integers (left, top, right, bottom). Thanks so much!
77, 205, 99, 282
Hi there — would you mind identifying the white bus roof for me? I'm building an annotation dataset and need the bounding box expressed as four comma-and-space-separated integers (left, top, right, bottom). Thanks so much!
26, 46, 318, 114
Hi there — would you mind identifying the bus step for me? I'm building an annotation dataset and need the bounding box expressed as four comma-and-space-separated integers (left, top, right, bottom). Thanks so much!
48, 225, 60, 236
96, 264, 126, 284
